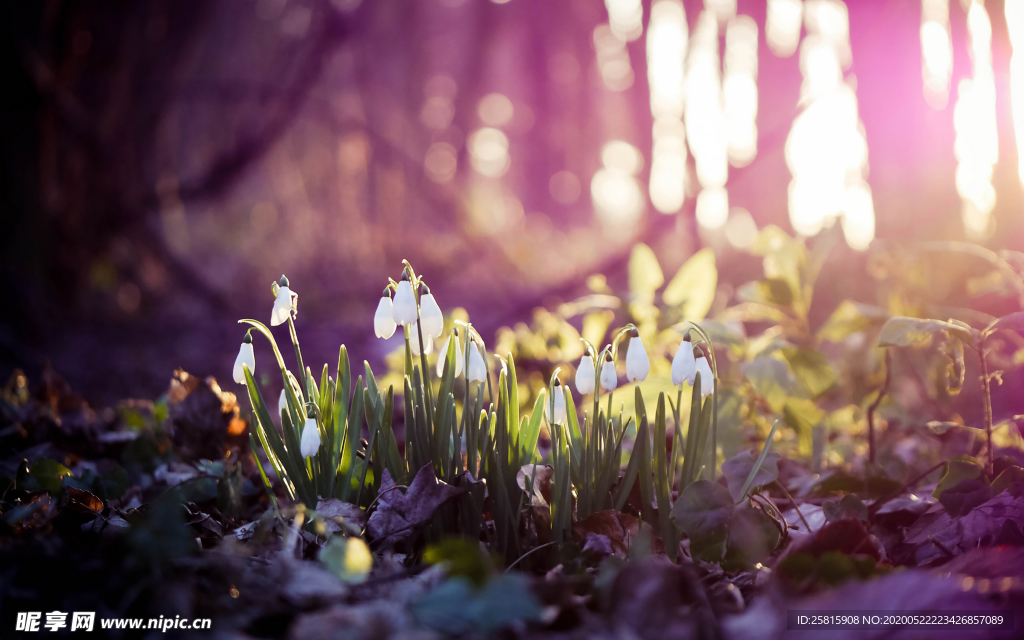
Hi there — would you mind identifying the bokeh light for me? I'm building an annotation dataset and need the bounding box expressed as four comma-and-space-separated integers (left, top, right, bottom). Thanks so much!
786, 0, 875, 249
955, 0, 998, 240
605, 0, 644, 42
478, 93, 514, 128
767, 0, 803, 57
1006, 0, 1024, 187
647, 0, 689, 214
921, 0, 953, 109
594, 25, 635, 91
592, 141, 645, 228
469, 127, 510, 178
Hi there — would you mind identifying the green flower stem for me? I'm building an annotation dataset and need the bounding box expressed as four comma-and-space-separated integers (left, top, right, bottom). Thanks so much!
977, 335, 994, 476
413, 284, 435, 437
286, 315, 309, 399
687, 322, 719, 481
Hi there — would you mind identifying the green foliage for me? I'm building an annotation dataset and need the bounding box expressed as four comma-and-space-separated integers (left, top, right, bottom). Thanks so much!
320, 536, 373, 584
663, 248, 717, 320
25, 458, 73, 494
878, 317, 973, 348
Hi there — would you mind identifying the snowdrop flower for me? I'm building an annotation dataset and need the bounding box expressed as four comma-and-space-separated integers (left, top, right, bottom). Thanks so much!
600, 352, 617, 392
436, 333, 462, 377
410, 322, 433, 356
232, 332, 255, 384
392, 274, 418, 326
374, 291, 397, 339
550, 379, 567, 424
278, 388, 288, 418
625, 329, 649, 382
575, 354, 595, 395
300, 410, 321, 457
671, 335, 696, 386
467, 343, 487, 383
419, 289, 444, 339
695, 352, 714, 397
279, 377, 304, 418
271, 275, 295, 327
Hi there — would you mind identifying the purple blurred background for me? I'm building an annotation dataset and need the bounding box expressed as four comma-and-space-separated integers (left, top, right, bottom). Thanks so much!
2, 0, 1023, 406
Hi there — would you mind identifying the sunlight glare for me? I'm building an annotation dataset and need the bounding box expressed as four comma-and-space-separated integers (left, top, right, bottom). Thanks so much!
468, 127, 510, 178
767, 0, 803, 58
921, 0, 953, 109
647, 0, 689, 213
954, 1, 997, 240
1006, 0, 1024, 186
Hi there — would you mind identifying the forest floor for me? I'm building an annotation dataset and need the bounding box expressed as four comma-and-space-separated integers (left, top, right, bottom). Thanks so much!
2, 365, 1023, 639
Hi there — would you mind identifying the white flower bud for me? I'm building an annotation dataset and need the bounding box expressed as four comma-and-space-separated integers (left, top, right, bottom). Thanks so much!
300, 416, 321, 457
600, 358, 618, 392
695, 357, 714, 397
391, 279, 418, 326
436, 334, 463, 377
419, 292, 444, 339
467, 344, 487, 383
278, 388, 288, 418
271, 285, 294, 327
374, 295, 397, 339
575, 355, 595, 395
671, 341, 697, 386
410, 322, 433, 356
233, 337, 255, 384
550, 382, 567, 424
625, 335, 650, 382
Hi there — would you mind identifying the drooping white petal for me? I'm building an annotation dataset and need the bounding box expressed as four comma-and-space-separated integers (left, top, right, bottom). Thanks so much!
467, 345, 487, 383
671, 342, 697, 386
695, 357, 714, 397
392, 280, 418, 326
271, 286, 293, 326
575, 355, 596, 395
300, 417, 321, 457
419, 293, 444, 339
410, 322, 433, 356
625, 336, 650, 382
436, 334, 463, 377
600, 360, 618, 392
232, 342, 255, 384
374, 296, 397, 339
278, 388, 288, 418
550, 386, 567, 424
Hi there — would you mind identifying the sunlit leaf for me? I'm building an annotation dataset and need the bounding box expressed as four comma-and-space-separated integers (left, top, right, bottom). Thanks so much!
737, 278, 793, 307
817, 300, 889, 342
581, 310, 614, 347
783, 398, 824, 457
628, 243, 664, 300
742, 357, 804, 412
28, 458, 73, 495
782, 348, 838, 398
662, 248, 716, 320
992, 465, 1024, 497
877, 317, 973, 347
932, 457, 983, 499
320, 536, 373, 584
424, 538, 493, 587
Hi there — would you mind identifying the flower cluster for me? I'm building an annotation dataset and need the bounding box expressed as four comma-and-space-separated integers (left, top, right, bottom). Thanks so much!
670, 335, 714, 396
374, 267, 488, 383
233, 269, 717, 460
